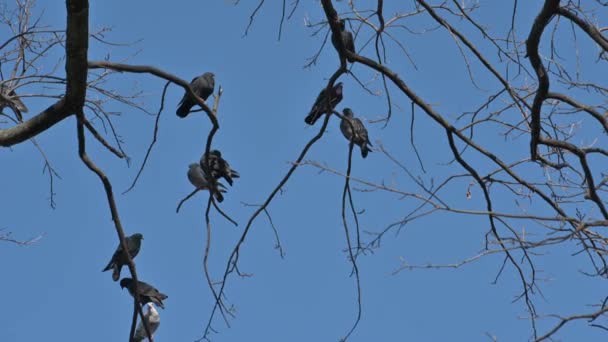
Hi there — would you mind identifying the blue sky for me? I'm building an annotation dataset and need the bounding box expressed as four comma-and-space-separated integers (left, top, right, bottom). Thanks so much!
1, 1, 607, 341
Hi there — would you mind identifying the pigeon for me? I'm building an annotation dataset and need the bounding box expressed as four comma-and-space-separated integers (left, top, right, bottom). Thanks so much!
305, 82, 343, 125
331, 19, 356, 63
187, 163, 226, 202
176, 72, 215, 118
0, 84, 28, 121
120, 278, 168, 309
200, 150, 240, 186
340, 108, 372, 158
132, 303, 160, 342
102, 233, 144, 282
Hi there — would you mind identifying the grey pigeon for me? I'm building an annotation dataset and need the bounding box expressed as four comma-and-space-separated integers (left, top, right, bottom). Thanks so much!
120, 278, 168, 309
187, 163, 226, 202
102, 233, 144, 281
200, 150, 240, 186
305, 82, 343, 125
0, 84, 28, 121
331, 19, 356, 63
340, 108, 372, 158
132, 303, 160, 342
176, 72, 215, 118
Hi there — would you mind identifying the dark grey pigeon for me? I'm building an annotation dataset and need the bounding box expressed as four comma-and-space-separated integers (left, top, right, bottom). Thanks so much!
200, 150, 240, 186
102, 233, 144, 281
187, 163, 226, 202
120, 278, 168, 309
331, 19, 356, 63
305, 82, 343, 125
176, 72, 215, 118
340, 108, 372, 158
0, 84, 28, 121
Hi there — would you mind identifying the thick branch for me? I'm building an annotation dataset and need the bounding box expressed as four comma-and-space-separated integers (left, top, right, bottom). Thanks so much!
0, 0, 89, 147
526, 0, 559, 159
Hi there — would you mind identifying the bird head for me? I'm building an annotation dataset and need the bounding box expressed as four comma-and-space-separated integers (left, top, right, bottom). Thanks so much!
334, 82, 343, 95
119, 278, 132, 289
339, 19, 346, 30
203, 72, 215, 82
343, 108, 354, 117
132, 233, 144, 241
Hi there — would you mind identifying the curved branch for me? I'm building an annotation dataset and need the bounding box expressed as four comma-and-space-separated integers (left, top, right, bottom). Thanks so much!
87, 60, 218, 126
557, 6, 608, 51
525, 0, 559, 159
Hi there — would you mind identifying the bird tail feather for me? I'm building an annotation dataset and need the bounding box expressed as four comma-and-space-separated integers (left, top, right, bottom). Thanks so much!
112, 265, 121, 282
102, 261, 114, 272
13, 98, 28, 113
176, 101, 191, 118
362, 146, 371, 158
304, 112, 319, 125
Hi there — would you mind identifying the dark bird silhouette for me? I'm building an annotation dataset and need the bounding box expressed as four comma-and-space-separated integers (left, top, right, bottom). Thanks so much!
120, 278, 168, 309
200, 150, 240, 186
187, 163, 226, 202
102, 233, 144, 281
0, 84, 28, 121
176, 72, 215, 118
305, 82, 343, 125
340, 108, 372, 158
331, 19, 356, 63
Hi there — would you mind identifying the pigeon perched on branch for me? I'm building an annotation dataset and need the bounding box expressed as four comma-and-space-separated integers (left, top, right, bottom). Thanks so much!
102, 233, 143, 281
120, 278, 168, 309
187, 163, 226, 202
132, 303, 160, 342
340, 108, 372, 158
331, 19, 356, 63
0, 84, 28, 121
305, 82, 343, 125
200, 150, 240, 186
176, 72, 215, 118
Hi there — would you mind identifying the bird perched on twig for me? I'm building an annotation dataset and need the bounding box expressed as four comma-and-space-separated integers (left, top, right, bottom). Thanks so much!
305, 82, 343, 125
176, 72, 215, 118
200, 150, 240, 186
120, 278, 168, 309
340, 108, 372, 158
187, 163, 226, 202
102, 233, 143, 281
0, 84, 28, 121
132, 303, 160, 342
331, 19, 356, 63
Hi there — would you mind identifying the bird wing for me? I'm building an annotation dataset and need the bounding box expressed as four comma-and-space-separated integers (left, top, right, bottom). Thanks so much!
344, 31, 355, 54
340, 117, 354, 141
192, 75, 214, 101
8, 90, 28, 113
353, 118, 369, 144
188, 164, 208, 189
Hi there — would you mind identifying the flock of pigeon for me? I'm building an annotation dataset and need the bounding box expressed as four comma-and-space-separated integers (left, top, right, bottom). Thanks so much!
0, 15, 370, 341
102, 233, 164, 341
306, 18, 372, 158
98, 72, 244, 342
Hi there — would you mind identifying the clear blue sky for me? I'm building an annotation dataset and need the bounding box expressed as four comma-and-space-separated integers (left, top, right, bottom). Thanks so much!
1, 1, 606, 341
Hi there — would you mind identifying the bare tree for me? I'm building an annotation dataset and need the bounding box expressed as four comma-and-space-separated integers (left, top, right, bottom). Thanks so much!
2, 0, 608, 341
204, 1, 608, 341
